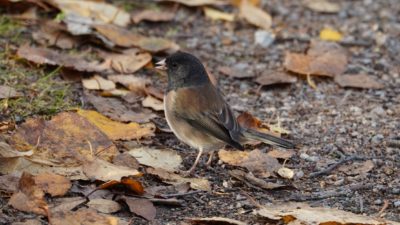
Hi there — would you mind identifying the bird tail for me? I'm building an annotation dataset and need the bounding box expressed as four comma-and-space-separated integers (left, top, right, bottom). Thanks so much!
242, 128, 295, 149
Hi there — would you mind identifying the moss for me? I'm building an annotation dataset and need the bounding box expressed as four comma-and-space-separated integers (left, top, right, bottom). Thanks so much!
0, 15, 23, 43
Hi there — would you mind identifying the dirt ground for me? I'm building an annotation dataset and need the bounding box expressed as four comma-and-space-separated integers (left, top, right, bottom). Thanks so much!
0, 0, 399, 224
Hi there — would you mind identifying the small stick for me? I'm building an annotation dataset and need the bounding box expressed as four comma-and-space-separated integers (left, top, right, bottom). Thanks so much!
378, 200, 389, 217
160, 190, 203, 198
309, 155, 365, 178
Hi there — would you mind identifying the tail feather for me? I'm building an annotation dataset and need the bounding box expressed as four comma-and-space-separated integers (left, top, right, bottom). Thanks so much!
243, 129, 295, 149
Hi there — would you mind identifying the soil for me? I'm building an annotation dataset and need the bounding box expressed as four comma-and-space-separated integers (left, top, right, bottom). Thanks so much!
0, 0, 399, 224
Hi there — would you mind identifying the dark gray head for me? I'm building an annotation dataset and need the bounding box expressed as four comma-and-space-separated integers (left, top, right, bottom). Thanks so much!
156, 52, 210, 91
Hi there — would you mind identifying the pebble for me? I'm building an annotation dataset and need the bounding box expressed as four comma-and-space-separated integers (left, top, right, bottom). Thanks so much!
300, 153, 319, 162
371, 134, 384, 144
392, 188, 400, 194
374, 199, 383, 205
296, 170, 304, 179
394, 201, 400, 208
254, 30, 275, 48
370, 106, 386, 117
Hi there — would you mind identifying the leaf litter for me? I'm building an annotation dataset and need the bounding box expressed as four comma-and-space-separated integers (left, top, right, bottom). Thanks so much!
128, 146, 182, 172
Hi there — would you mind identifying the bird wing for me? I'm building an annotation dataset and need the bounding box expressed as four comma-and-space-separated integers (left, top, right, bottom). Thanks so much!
174, 84, 244, 150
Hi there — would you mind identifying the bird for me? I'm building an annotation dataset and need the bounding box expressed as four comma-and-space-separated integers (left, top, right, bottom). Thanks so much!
156, 51, 295, 176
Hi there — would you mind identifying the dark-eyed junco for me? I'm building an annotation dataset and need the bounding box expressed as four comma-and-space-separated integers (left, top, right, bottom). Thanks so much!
156, 52, 295, 175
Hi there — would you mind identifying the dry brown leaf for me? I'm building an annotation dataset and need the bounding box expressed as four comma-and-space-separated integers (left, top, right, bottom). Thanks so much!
132, 9, 175, 23
284, 41, 347, 77
160, 0, 228, 6
107, 74, 150, 93
229, 170, 286, 190
304, 0, 341, 13
123, 197, 156, 221
11, 219, 42, 225
142, 95, 164, 111
10, 112, 118, 165
87, 199, 121, 214
187, 217, 246, 225
113, 152, 140, 169
230, 0, 259, 6
83, 158, 141, 181
85, 93, 156, 123
147, 167, 211, 191
50, 197, 86, 213
0, 85, 22, 99
8, 172, 48, 216
106, 51, 152, 74
266, 149, 295, 159
0, 173, 20, 193
218, 66, 254, 78
97, 177, 144, 195
0, 141, 33, 158
204, 7, 235, 22
17, 45, 109, 73
76, 109, 155, 141
32, 21, 76, 49
256, 202, 397, 225
34, 172, 71, 197
49, 208, 119, 225
338, 160, 375, 176
240, 0, 272, 30
128, 147, 182, 172
49, 0, 131, 27
82, 75, 116, 91
255, 71, 297, 86
218, 149, 281, 177
334, 74, 384, 89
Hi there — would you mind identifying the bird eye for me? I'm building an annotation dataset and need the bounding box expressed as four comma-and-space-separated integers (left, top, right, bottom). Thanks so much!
172, 63, 178, 68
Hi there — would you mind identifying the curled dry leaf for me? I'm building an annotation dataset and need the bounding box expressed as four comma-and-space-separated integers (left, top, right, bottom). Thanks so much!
0, 141, 32, 158
160, 0, 228, 7
128, 147, 182, 172
142, 95, 164, 111
277, 167, 294, 179
0, 85, 22, 99
204, 7, 235, 22
132, 9, 175, 23
87, 199, 121, 214
106, 51, 152, 74
255, 71, 297, 86
49, 0, 131, 27
334, 74, 383, 89
256, 202, 397, 225
8, 172, 48, 216
97, 177, 144, 195
147, 167, 211, 191
17, 45, 109, 73
10, 112, 118, 165
50, 208, 119, 225
240, 0, 272, 30
187, 217, 246, 225
83, 158, 141, 182
82, 75, 116, 91
218, 149, 281, 177
76, 109, 155, 141
122, 197, 156, 221
304, 0, 341, 13
284, 40, 348, 77
107, 74, 150, 93
34, 172, 71, 197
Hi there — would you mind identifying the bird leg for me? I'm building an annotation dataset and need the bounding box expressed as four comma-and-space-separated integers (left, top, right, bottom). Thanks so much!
206, 151, 214, 168
180, 148, 203, 177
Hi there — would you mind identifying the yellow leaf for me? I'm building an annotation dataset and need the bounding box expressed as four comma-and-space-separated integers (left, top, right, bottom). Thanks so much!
319, 28, 342, 41
239, 0, 272, 30
203, 7, 235, 22
76, 109, 155, 141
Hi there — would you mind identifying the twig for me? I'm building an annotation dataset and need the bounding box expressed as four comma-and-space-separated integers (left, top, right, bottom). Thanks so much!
378, 200, 389, 217
309, 155, 366, 178
160, 190, 203, 198
241, 191, 263, 209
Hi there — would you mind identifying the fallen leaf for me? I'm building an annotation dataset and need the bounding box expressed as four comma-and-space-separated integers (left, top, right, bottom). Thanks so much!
319, 27, 343, 41
256, 202, 397, 225
107, 74, 150, 93
338, 160, 374, 176
83, 157, 141, 181
49, 0, 131, 27
230, 0, 259, 7
50, 208, 119, 225
11, 219, 42, 225
34, 172, 71, 196
132, 9, 175, 23
128, 147, 182, 172
236, 112, 281, 138
240, 0, 272, 30
85, 93, 156, 123
0, 173, 20, 193
87, 199, 121, 214
277, 167, 294, 179
266, 149, 295, 159
147, 167, 211, 191
106, 51, 152, 74
218, 149, 281, 177
204, 7, 235, 22
142, 95, 164, 111
334, 74, 383, 89
10, 112, 118, 165
8, 172, 48, 216
97, 177, 144, 195
82, 75, 116, 91
17, 45, 109, 73
76, 109, 155, 141
50, 197, 86, 213
0, 141, 33, 158
255, 71, 297, 86
0, 85, 22, 99
284, 40, 348, 77
304, 0, 341, 13
32, 21, 76, 49
123, 197, 156, 221
161, 0, 228, 7
229, 170, 286, 190
113, 152, 140, 169
218, 66, 254, 78
187, 217, 246, 225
